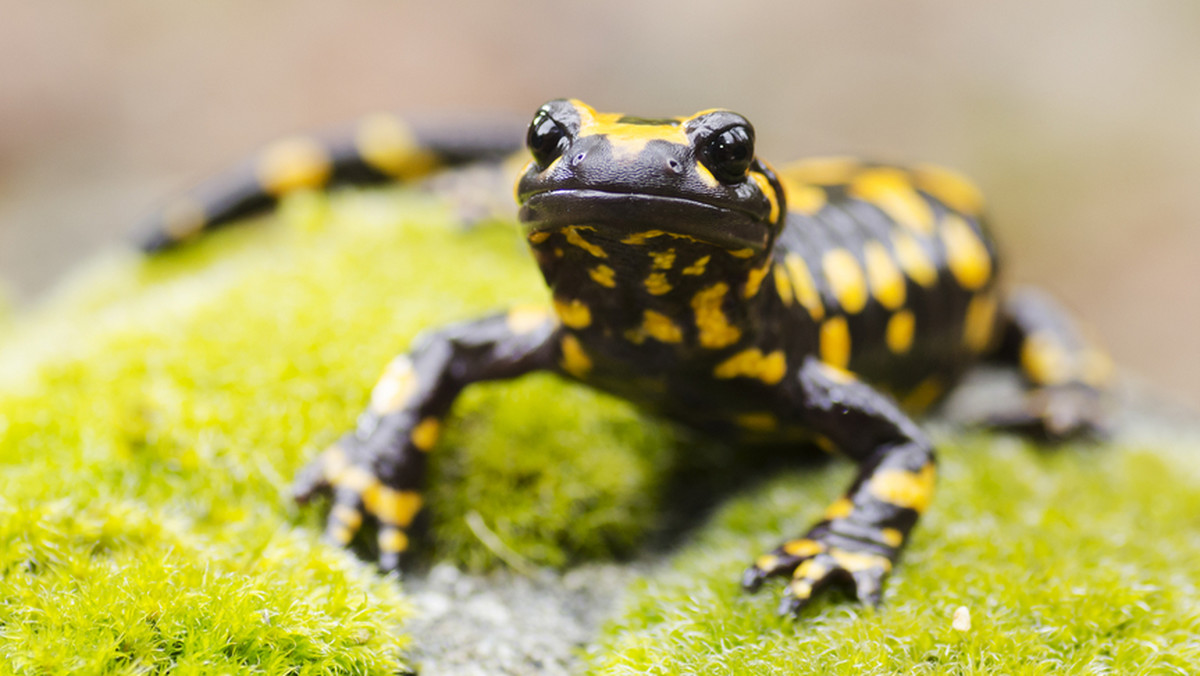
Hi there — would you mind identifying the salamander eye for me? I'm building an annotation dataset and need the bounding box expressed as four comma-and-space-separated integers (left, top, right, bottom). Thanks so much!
701, 125, 755, 184
527, 111, 569, 169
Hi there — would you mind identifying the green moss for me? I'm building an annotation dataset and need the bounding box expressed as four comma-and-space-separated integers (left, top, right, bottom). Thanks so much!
0, 188, 674, 671
588, 436, 1200, 674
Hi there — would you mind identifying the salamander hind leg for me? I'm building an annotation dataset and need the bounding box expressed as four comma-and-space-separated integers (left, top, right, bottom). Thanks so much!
978, 287, 1112, 440
742, 358, 936, 615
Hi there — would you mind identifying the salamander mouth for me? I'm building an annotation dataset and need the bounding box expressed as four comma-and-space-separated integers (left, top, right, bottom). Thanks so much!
519, 189, 770, 251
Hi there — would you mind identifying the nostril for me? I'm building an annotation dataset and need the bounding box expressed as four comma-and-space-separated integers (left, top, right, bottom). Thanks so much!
667, 159, 681, 172
572, 152, 586, 165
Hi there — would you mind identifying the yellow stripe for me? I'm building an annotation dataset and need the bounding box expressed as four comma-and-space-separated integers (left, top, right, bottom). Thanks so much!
886, 309, 916, 354
892, 232, 938, 288
863, 241, 906, 310
564, 226, 608, 258
819, 316, 852, 369
850, 167, 935, 234
410, 417, 441, 452
913, 163, 985, 216
588, 264, 617, 287
713, 349, 788, 385
822, 249, 868, 314
963, 293, 999, 353
559, 334, 592, 378
869, 464, 936, 513
691, 283, 741, 349
553, 297, 592, 329
941, 214, 993, 291
784, 253, 825, 320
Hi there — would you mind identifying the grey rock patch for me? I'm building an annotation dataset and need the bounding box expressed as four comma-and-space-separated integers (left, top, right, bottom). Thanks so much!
402, 562, 643, 675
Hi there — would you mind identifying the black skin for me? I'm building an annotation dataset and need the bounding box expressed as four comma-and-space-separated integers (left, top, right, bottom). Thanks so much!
143, 98, 1108, 615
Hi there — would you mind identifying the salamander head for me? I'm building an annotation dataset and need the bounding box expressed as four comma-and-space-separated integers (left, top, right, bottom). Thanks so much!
516, 99, 785, 254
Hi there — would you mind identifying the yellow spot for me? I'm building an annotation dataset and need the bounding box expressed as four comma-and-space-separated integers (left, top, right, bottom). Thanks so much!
870, 464, 936, 513
649, 248, 676, 270
863, 241, 907, 310
694, 163, 720, 188
781, 156, 861, 185
743, 262, 771, 298
755, 554, 780, 572
355, 113, 434, 179
378, 527, 409, 554
793, 559, 831, 581
902, 376, 944, 413
880, 528, 904, 547
963, 293, 999, 352
554, 248, 564, 257
369, 355, 417, 414
828, 547, 893, 573
410, 417, 441, 452
576, 106, 689, 159
773, 265, 794, 306
527, 231, 551, 244
505, 304, 551, 334
823, 249, 868, 314
691, 283, 742, 348
728, 248, 756, 259
644, 272, 672, 295
588, 264, 617, 287
161, 197, 207, 240
559, 334, 592, 378
256, 136, 333, 196
735, 412, 778, 431
713, 349, 788, 385
681, 255, 711, 276
942, 214, 992, 291
362, 486, 424, 527
780, 178, 827, 215
336, 466, 376, 493
850, 167, 935, 234
331, 504, 363, 530
622, 229, 667, 245
784, 253, 825, 320
563, 226, 607, 258
751, 171, 781, 224
819, 316, 852, 369
886, 309, 916, 354
639, 310, 683, 343
1021, 332, 1072, 386
892, 231, 938, 288
913, 163, 986, 216
823, 497, 854, 520
789, 580, 813, 599
553, 297, 592, 329
783, 539, 825, 557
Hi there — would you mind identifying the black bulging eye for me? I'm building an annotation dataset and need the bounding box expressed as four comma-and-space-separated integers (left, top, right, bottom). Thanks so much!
701, 125, 754, 183
527, 111, 569, 169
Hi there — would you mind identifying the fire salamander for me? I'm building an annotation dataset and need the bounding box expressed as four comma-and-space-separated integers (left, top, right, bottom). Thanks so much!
140, 99, 1111, 615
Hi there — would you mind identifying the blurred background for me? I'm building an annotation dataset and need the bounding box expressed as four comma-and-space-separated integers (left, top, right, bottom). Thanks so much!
1, 0, 1197, 408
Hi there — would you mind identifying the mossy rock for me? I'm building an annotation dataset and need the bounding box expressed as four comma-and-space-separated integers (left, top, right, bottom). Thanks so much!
3, 186, 1199, 674
0, 188, 675, 673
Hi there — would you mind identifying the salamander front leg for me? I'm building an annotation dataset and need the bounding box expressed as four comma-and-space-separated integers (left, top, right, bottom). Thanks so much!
292, 306, 559, 570
743, 358, 936, 615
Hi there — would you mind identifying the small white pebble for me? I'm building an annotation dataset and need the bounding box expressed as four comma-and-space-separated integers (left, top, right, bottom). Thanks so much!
952, 605, 971, 632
